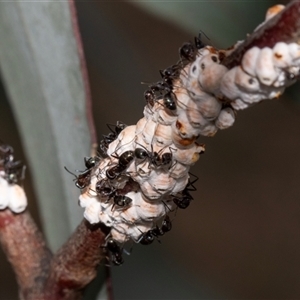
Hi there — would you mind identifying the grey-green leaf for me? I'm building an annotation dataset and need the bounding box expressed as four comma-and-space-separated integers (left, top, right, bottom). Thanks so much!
0, 1, 92, 251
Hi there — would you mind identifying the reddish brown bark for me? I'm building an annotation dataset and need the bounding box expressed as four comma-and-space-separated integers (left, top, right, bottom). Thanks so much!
0, 209, 107, 299
44, 220, 107, 300
0, 210, 52, 299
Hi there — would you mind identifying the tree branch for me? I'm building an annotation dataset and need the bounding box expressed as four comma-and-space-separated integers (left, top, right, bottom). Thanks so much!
44, 220, 108, 299
0, 208, 108, 299
222, 0, 300, 68
0, 210, 52, 299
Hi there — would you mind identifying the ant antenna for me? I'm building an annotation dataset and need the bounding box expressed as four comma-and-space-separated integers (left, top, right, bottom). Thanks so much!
64, 166, 77, 180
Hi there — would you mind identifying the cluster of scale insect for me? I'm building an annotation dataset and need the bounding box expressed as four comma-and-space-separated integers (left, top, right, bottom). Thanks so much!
201, 4, 300, 111
76, 4, 300, 266
0, 142, 27, 213
74, 36, 211, 265
219, 42, 300, 110
72, 116, 200, 265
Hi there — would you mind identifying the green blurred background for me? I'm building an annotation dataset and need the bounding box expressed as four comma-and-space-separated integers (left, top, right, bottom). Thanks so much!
2, 0, 300, 299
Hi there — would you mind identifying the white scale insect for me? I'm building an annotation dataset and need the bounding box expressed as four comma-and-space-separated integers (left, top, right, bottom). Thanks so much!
0, 174, 27, 213
78, 4, 300, 245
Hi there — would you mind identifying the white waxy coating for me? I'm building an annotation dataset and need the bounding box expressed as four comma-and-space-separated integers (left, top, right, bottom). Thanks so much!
7, 184, 27, 213
0, 177, 9, 210
111, 126, 136, 156
215, 107, 235, 130
0, 175, 27, 213
172, 143, 203, 165
111, 222, 152, 244
231, 98, 249, 110
194, 94, 222, 120
99, 208, 115, 227
153, 124, 173, 147
157, 108, 177, 126
186, 106, 209, 128
273, 42, 292, 68
84, 200, 101, 224
141, 119, 157, 145
176, 88, 193, 110
135, 117, 147, 133
198, 122, 218, 137
169, 162, 189, 179
149, 172, 176, 195
134, 193, 166, 222
235, 66, 260, 93
255, 47, 278, 86
171, 175, 189, 194
220, 41, 300, 111
242, 47, 261, 77
140, 181, 163, 200
134, 161, 152, 183
289, 43, 300, 62
175, 111, 202, 139
198, 54, 228, 94
219, 67, 240, 100
79, 192, 95, 208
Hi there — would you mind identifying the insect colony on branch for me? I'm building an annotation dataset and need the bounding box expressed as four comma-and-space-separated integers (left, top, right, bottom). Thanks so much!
0, 4, 299, 266
73, 4, 300, 265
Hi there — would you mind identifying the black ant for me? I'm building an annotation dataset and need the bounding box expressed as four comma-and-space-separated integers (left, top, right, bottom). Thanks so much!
99, 121, 127, 157
144, 88, 177, 112
5, 163, 25, 184
112, 195, 132, 210
104, 238, 124, 266
106, 165, 124, 181
95, 179, 116, 198
109, 177, 138, 197
144, 89, 156, 108
161, 215, 172, 233
84, 156, 101, 169
172, 173, 198, 209
149, 80, 172, 95
159, 64, 181, 85
0, 143, 13, 164
64, 167, 92, 189
179, 32, 207, 63
95, 179, 133, 210
145, 80, 177, 111
194, 32, 206, 50
179, 42, 197, 62
134, 143, 175, 169
139, 215, 172, 245
151, 82, 177, 111
0, 142, 26, 184
64, 155, 100, 189
163, 92, 177, 111
106, 150, 135, 180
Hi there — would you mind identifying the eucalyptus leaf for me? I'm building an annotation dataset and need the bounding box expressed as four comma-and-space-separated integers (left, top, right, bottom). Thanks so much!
0, 1, 92, 251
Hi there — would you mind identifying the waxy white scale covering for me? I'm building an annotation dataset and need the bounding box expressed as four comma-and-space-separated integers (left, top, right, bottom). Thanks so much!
0, 172, 27, 213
